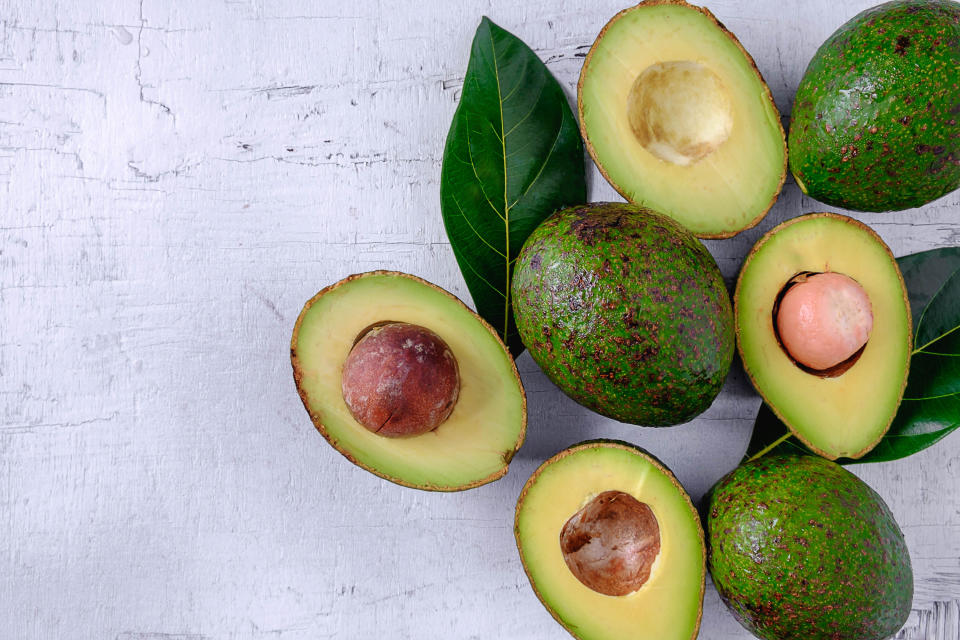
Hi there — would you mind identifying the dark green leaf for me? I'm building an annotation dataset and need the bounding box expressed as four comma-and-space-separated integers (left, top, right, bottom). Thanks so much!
744, 246, 960, 464
903, 352, 960, 400
897, 247, 960, 325
440, 17, 586, 355
915, 268, 960, 353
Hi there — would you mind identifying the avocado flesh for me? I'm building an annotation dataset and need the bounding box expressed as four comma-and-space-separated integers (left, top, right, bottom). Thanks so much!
735, 214, 911, 459
706, 454, 913, 640
291, 271, 526, 491
515, 441, 705, 640
579, 1, 786, 238
789, 0, 960, 212
512, 203, 734, 426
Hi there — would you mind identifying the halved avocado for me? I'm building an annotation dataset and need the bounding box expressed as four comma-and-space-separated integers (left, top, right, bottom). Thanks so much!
291, 271, 526, 491
578, 0, 786, 238
735, 214, 912, 459
515, 440, 705, 640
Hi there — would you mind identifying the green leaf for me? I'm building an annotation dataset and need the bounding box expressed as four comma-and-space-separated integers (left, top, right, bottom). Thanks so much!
898, 247, 960, 324
440, 17, 586, 355
744, 247, 960, 464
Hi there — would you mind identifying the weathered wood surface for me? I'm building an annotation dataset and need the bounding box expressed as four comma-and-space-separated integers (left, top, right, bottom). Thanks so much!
0, 0, 957, 638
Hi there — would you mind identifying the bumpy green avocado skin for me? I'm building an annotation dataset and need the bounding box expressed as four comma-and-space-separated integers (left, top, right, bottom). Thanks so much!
789, 0, 960, 211
706, 455, 913, 640
510, 203, 734, 426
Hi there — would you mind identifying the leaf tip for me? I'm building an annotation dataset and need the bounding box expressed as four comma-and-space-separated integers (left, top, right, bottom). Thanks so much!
478, 15, 504, 36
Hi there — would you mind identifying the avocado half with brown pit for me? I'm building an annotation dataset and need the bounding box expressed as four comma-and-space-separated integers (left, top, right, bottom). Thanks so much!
515, 440, 705, 640
578, 0, 786, 238
291, 271, 526, 491
735, 213, 911, 459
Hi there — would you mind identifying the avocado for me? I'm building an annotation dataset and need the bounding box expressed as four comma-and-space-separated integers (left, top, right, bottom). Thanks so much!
291, 271, 526, 491
789, 0, 960, 212
511, 202, 734, 426
578, 0, 786, 238
706, 454, 913, 640
734, 213, 911, 459
515, 440, 705, 640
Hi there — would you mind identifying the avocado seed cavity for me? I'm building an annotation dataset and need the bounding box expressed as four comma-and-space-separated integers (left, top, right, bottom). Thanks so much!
341, 322, 460, 437
626, 60, 733, 166
559, 490, 661, 596
776, 272, 873, 372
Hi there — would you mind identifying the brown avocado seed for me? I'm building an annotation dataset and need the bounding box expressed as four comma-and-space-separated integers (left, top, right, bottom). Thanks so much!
559, 490, 661, 596
341, 322, 460, 437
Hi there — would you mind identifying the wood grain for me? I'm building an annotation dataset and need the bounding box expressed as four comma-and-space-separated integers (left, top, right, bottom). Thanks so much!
0, 0, 958, 638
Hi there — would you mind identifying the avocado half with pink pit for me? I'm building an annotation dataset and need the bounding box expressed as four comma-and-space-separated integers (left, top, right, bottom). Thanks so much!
735, 213, 911, 459
515, 440, 705, 640
291, 271, 526, 491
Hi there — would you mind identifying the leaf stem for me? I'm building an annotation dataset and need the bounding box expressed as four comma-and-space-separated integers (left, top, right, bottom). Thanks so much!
748, 432, 793, 462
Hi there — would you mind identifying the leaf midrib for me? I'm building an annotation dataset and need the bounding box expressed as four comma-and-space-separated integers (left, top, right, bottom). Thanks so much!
490, 27, 511, 342
913, 266, 960, 354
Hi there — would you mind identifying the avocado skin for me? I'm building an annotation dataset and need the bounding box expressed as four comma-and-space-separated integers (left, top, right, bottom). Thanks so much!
511, 202, 734, 426
706, 455, 913, 640
789, 0, 960, 211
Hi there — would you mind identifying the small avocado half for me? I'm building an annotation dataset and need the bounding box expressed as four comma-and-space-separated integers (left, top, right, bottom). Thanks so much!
515, 440, 705, 640
735, 213, 911, 459
706, 454, 913, 640
789, 0, 960, 211
578, 0, 786, 238
291, 271, 526, 491
512, 203, 735, 427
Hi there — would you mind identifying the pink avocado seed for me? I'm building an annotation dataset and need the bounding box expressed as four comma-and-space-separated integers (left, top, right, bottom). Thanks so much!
776, 272, 874, 371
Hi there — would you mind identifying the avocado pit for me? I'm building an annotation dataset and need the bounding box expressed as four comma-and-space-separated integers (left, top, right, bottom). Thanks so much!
559, 490, 661, 596
341, 322, 460, 437
774, 272, 873, 375
626, 60, 733, 166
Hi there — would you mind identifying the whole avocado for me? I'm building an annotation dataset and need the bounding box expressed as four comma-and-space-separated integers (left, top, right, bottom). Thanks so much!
789, 0, 960, 211
706, 454, 913, 640
511, 202, 734, 426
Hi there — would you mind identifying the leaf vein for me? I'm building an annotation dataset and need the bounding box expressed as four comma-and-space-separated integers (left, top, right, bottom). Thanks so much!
508, 106, 566, 211
450, 193, 507, 259
490, 26, 511, 342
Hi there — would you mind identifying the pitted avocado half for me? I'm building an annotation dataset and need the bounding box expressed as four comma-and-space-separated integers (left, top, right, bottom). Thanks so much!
789, 0, 960, 211
735, 213, 911, 459
512, 202, 734, 426
291, 271, 526, 491
515, 440, 705, 640
707, 454, 913, 640
578, 0, 786, 238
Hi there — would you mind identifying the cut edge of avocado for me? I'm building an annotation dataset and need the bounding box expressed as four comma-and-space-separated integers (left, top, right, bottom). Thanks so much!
291, 270, 527, 491
734, 213, 912, 460
514, 439, 706, 640
577, 0, 787, 239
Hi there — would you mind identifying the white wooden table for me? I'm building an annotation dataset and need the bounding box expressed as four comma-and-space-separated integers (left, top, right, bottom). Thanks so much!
1, 1, 958, 638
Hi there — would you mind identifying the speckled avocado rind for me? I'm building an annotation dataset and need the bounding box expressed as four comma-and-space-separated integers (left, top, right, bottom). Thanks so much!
706, 454, 913, 640
789, 0, 960, 212
511, 203, 735, 426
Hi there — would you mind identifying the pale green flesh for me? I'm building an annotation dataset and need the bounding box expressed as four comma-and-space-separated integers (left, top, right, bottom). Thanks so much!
581, 4, 784, 236
293, 273, 525, 489
516, 444, 704, 640
737, 216, 911, 458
